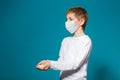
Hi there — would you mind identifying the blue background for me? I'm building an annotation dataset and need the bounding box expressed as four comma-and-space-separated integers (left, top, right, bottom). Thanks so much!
1, 0, 120, 80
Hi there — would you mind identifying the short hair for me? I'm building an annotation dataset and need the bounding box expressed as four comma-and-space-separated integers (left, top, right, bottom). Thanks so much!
66, 6, 88, 30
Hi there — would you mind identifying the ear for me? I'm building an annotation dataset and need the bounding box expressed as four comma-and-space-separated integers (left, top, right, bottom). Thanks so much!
79, 18, 85, 26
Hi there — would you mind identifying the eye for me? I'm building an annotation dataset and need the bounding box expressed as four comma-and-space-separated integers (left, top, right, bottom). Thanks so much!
66, 17, 73, 21
69, 18, 73, 21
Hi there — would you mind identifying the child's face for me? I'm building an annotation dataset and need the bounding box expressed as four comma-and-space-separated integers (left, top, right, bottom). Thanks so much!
66, 13, 84, 27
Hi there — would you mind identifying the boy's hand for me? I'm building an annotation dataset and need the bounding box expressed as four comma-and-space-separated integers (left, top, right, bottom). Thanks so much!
36, 60, 50, 70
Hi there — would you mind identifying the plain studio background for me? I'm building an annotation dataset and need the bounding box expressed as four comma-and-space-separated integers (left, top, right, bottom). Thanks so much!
1, 0, 120, 80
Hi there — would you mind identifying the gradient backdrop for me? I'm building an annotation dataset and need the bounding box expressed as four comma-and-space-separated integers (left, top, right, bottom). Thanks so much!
1, 0, 120, 80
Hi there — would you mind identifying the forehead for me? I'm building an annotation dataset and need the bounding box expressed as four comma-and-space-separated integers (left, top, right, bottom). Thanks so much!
66, 13, 76, 18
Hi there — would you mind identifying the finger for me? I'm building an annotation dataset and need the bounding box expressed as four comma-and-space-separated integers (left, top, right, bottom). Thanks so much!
43, 64, 50, 70
36, 65, 41, 70
44, 66, 49, 70
36, 64, 45, 70
38, 60, 46, 65
43, 65, 48, 70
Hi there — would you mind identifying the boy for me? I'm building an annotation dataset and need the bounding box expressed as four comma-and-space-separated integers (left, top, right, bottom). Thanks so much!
36, 6, 92, 80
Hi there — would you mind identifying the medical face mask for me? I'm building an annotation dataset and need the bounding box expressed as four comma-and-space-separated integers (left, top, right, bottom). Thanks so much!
65, 21, 78, 34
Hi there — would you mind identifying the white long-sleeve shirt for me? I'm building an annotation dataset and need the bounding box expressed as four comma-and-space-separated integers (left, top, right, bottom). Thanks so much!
49, 35, 92, 80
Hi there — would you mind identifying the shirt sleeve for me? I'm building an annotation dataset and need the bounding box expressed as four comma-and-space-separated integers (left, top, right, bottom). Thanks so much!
49, 38, 92, 71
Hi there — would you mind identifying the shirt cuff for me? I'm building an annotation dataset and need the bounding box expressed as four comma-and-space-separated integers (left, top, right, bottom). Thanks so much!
47, 60, 55, 69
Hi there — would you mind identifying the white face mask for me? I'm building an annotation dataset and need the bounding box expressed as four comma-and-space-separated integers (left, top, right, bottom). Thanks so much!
65, 21, 78, 34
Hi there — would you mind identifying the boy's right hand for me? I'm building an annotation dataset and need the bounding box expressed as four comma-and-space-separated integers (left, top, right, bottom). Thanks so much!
36, 60, 46, 70
36, 60, 50, 70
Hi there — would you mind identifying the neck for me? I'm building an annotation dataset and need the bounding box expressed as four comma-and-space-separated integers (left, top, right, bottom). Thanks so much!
73, 27, 85, 37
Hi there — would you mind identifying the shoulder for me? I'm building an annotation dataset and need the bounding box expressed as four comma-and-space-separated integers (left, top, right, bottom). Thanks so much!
83, 35, 92, 46
84, 35, 92, 43
74, 35, 92, 46
62, 36, 71, 41
61, 36, 72, 44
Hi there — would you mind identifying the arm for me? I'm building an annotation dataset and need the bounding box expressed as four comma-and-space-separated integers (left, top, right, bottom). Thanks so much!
49, 39, 92, 71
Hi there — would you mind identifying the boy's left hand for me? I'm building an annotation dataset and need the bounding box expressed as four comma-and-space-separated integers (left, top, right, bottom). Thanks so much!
36, 60, 50, 70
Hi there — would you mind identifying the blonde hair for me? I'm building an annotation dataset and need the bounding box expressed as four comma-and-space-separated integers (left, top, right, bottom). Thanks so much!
66, 6, 88, 30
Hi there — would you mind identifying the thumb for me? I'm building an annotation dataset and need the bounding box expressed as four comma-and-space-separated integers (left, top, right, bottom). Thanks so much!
38, 60, 46, 65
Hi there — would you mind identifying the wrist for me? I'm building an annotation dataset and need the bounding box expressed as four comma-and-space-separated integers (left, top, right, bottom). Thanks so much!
46, 60, 51, 68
